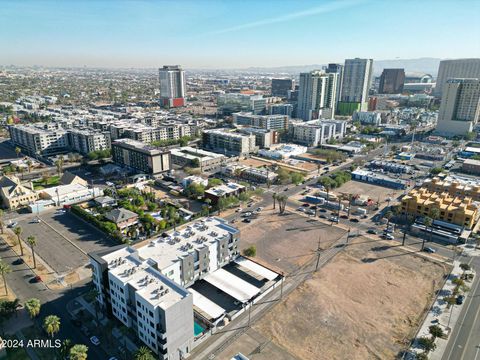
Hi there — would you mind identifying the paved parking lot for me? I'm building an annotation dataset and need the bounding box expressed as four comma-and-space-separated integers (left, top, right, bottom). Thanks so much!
16, 209, 117, 273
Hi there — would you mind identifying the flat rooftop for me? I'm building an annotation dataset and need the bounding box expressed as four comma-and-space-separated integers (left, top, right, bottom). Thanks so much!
103, 217, 239, 272
205, 182, 245, 197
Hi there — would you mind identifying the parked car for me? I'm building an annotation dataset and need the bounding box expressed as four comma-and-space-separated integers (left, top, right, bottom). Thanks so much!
306, 209, 315, 215
340, 215, 348, 219
33, 275, 43, 283
13, 258, 24, 265
367, 229, 377, 235
284, 187, 289, 191
31, 218, 41, 223
319, 214, 327, 219
256, 207, 263, 212
423, 247, 436, 253
319, 209, 327, 213
456, 295, 465, 305
309, 205, 317, 209
7, 222, 17, 228
242, 212, 252, 217
330, 216, 339, 223
242, 218, 251, 223
90, 336, 100, 346
302, 203, 310, 207
350, 218, 359, 223
297, 207, 306, 212
383, 234, 394, 240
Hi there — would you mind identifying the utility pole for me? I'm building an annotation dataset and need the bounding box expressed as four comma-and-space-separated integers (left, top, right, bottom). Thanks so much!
315, 232, 321, 272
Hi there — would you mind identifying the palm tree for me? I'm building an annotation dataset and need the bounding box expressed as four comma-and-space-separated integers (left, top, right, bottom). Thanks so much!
24, 298, 41, 318
324, 184, 331, 203
54, 155, 64, 176
0, 261, 11, 295
43, 315, 61, 338
13, 226, 23, 256
205, 198, 212, 216
59, 339, 72, 359
135, 346, 155, 360
69, 344, 88, 360
15, 147, 21, 158
26, 159, 33, 173
27, 236, 37, 268
423, 217, 433, 250
272, 192, 277, 209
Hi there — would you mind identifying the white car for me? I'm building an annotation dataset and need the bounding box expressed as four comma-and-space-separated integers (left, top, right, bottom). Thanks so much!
31, 218, 41, 223
383, 234, 394, 240
297, 207, 306, 212
90, 336, 100, 346
106, 181, 114, 187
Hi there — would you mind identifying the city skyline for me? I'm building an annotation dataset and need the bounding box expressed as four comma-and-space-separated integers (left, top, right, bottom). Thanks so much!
1, 0, 479, 69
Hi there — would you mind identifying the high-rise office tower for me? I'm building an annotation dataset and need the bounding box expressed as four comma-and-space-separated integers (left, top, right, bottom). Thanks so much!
337, 58, 373, 115
435, 59, 480, 97
378, 68, 405, 94
436, 78, 480, 136
297, 71, 338, 121
159, 65, 186, 108
271, 78, 294, 98
325, 63, 343, 109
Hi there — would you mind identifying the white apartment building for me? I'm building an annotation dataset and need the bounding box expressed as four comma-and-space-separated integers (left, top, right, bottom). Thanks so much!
435, 59, 480, 97
297, 70, 338, 121
110, 121, 193, 143
8, 124, 68, 156
89, 217, 240, 359
202, 129, 257, 156
289, 119, 346, 147
436, 78, 480, 136
232, 112, 289, 131
170, 146, 226, 171
67, 129, 111, 154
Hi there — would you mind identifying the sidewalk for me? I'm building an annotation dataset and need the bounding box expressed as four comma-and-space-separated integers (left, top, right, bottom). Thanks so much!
407, 260, 474, 359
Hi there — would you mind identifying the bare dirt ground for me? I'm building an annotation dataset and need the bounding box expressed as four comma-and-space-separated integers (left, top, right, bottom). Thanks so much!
336, 180, 405, 203
253, 236, 448, 360
238, 209, 347, 274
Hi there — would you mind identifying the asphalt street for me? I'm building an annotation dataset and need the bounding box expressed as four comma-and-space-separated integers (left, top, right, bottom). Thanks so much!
0, 236, 108, 359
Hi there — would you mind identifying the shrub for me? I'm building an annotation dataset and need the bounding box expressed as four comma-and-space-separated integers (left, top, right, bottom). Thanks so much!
243, 245, 257, 257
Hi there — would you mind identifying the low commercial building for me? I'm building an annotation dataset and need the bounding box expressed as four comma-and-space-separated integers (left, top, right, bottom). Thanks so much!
202, 129, 257, 156
221, 164, 278, 184
112, 139, 171, 176
170, 146, 226, 171
0, 175, 38, 210
401, 186, 479, 229
367, 160, 413, 174
37, 184, 103, 207
462, 159, 480, 175
351, 169, 408, 189
88, 217, 241, 359
204, 182, 246, 204
258, 144, 307, 160
94, 196, 118, 208
352, 111, 382, 126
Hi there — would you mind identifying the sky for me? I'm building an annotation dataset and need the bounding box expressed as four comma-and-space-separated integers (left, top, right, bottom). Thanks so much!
1, 0, 479, 69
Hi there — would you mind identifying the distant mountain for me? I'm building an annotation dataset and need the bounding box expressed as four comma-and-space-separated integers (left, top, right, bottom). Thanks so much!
207, 58, 443, 77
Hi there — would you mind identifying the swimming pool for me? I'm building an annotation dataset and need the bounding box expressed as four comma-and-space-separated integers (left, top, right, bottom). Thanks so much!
194, 321, 205, 336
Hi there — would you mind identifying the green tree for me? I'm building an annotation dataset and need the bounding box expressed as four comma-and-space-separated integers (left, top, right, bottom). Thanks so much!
272, 192, 277, 210
59, 339, 72, 360
24, 298, 41, 319
243, 245, 257, 257
217, 197, 229, 215
54, 155, 64, 176
207, 178, 223, 188
0, 261, 11, 295
13, 226, 23, 256
429, 325, 444, 339
69, 344, 88, 360
135, 346, 155, 360
276, 168, 290, 184
465, 131, 476, 141
418, 336, 436, 354
15, 146, 21, 158
27, 235, 37, 268
43, 315, 61, 338
290, 172, 304, 185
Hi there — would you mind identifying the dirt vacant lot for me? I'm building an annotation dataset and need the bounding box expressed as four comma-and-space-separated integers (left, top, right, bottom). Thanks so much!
239, 209, 347, 274
253, 236, 448, 360
336, 179, 405, 203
